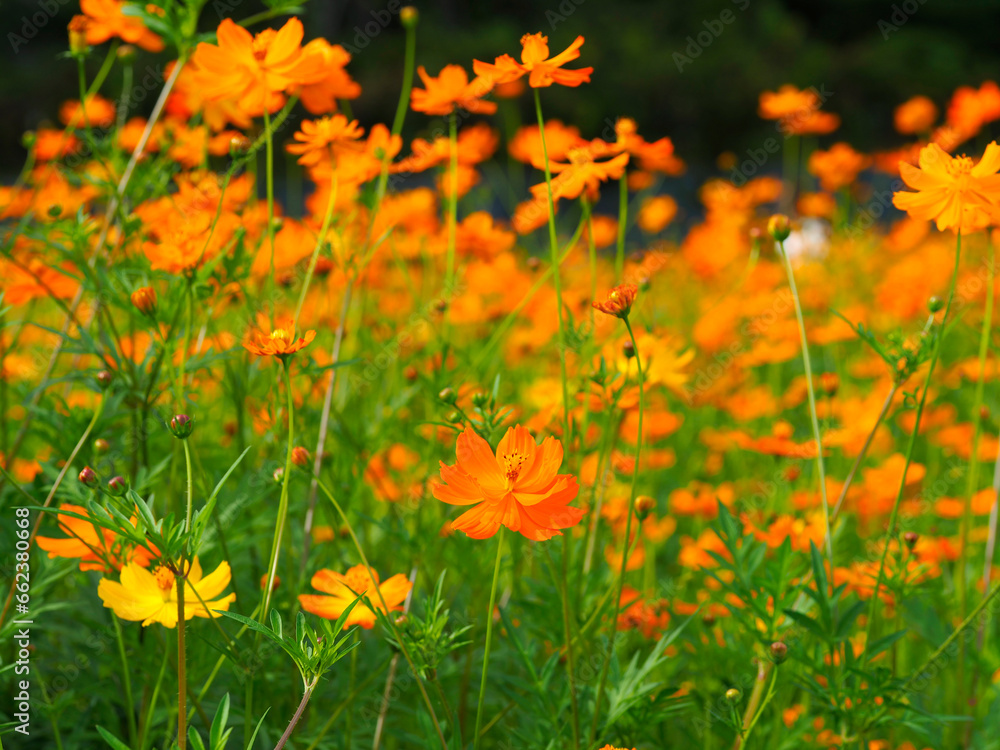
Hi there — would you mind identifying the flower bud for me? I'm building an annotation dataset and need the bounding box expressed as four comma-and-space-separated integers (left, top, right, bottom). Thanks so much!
634, 495, 656, 520
622, 339, 635, 359
980, 405, 990, 422
116, 44, 136, 61
767, 214, 791, 242
400, 6, 419, 27
96, 370, 113, 390
170, 414, 193, 439
820, 372, 839, 397
273, 466, 285, 483
770, 641, 788, 664
446, 410, 463, 424
471, 392, 488, 408
260, 574, 281, 591
68, 15, 91, 55
230, 134, 251, 154
434, 298, 448, 313
725, 688, 742, 704
593, 284, 638, 320
404, 365, 418, 382
903, 531, 919, 550
438, 387, 457, 404
93, 438, 110, 455
928, 296, 943, 313
79, 466, 98, 488
47, 204, 63, 218
131, 286, 157, 317
526, 256, 541, 271
107, 476, 126, 496
291, 446, 310, 468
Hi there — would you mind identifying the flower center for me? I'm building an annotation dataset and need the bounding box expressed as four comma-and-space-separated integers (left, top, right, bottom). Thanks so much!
270, 328, 290, 344
502, 451, 528, 484
567, 147, 592, 166
344, 567, 376, 596
153, 566, 175, 593
946, 155, 974, 178
252, 30, 276, 61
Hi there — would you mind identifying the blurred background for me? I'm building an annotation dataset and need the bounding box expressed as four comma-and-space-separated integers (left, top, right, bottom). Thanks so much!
4, 0, 1000, 178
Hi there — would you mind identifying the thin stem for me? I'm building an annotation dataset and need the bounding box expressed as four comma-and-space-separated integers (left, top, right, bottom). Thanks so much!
263, 106, 277, 329
732, 659, 774, 750
112, 614, 138, 747
863, 231, 962, 664
615, 170, 628, 279
261, 360, 296, 618
474, 529, 505, 750
533, 88, 571, 443
294, 170, 339, 328
182, 439, 194, 533
445, 111, 459, 298
177, 573, 187, 750
315, 479, 447, 749
590, 317, 645, 745
560, 535, 581, 749
778, 237, 833, 564
831, 383, 899, 521
274, 683, 316, 750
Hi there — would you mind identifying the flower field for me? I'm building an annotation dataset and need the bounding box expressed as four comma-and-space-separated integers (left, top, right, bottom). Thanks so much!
4, 3, 1000, 750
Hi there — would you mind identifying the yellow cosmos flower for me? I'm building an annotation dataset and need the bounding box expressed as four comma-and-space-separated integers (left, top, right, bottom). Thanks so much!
98, 558, 236, 628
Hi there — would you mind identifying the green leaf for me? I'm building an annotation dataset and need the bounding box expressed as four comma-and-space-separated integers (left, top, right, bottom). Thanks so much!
96, 726, 132, 750
865, 629, 908, 660
210, 693, 231, 750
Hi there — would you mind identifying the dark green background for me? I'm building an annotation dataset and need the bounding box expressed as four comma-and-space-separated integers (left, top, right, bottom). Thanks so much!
4, 0, 1000, 178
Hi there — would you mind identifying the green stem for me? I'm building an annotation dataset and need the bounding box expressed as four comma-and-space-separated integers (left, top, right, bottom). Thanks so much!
778, 237, 833, 564
474, 529, 505, 750
445, 111, 459, 297
533, 88, 571, 444
177, 572, 187, 750
314, 479, 448, 749
112, 614, 138, 747
863, 231, 962, 663
560, 534, 581, 749
294, 170, 339, 327
263, 106, 277, 329
590, 317, 645, 745
261, 360, 295, 618
182, 439, 194, 533
615, 170, 628, 279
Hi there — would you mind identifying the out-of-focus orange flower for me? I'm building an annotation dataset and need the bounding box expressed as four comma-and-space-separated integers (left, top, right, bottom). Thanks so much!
529, 145, 629, 202
37, 503, 156, 573
243, 327, 316, 358
474, 33, 593, 88
60, 94, 116, 128
411, 65, 496, 115
759, 85, 839, 135
638, 195, 678, 233
81, 0, 163, 52
797, 191, 836, 218
509, 121, 585, 170
33, 129, 79, 161
296, 39, 361, 114
593, 284, 637, 319
895, 95, 938, 134
299, 565, 412, 629
191, 18, 324, 117
286, 115, 364, 167
947, 82, 1000, 140
433, 425, 583, 541
808, 142, 870, 191
892, 141, 1000, 231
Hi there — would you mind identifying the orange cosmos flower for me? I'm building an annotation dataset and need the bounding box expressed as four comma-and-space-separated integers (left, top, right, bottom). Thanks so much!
191, 18, 324, 117
36, 503, 157, 573
296, 39, 361, 115
243, 327, 316, 359
895, 95, 938, 135
286, 115, 365, 167
807, 142, 870, 192
474, 33, 593, 89
892, 141, 1000, 231
592, 284, 638, 319
298, 565, 412, 629
410, 64, 497, 115
433, 425, 584, 541
529, 145, 629, 202
81, 0, 164, 52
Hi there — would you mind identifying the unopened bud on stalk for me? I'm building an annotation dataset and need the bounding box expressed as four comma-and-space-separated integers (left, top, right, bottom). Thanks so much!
725, 688, 742, 704
170, 414, 193, 439
400, 6, 419, 27
230, 134, 251, 154
446, 411, 463, 424
526, 256, 541, 271
116, 44, 136, 61
928, 296, 943, 313
767, 214, 791, 242
107, 476, 126, 496
903, 531, 919, 550
79, 466, 98, 488
634, 495, 656, 520
404, 365, 418, 382
820, 372, 839, 397
96, 370, 113, 390
273, 466, 285, 484
291, 446, 310, 468
770, 641, 788, 664
93, 438, 110, 455
622, 340, 635, 359
438, 387, 456, 404
260, 574, 281, 591
131, 286, 157, 317
68, 15, 90, 55
471, 392, 488, 408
